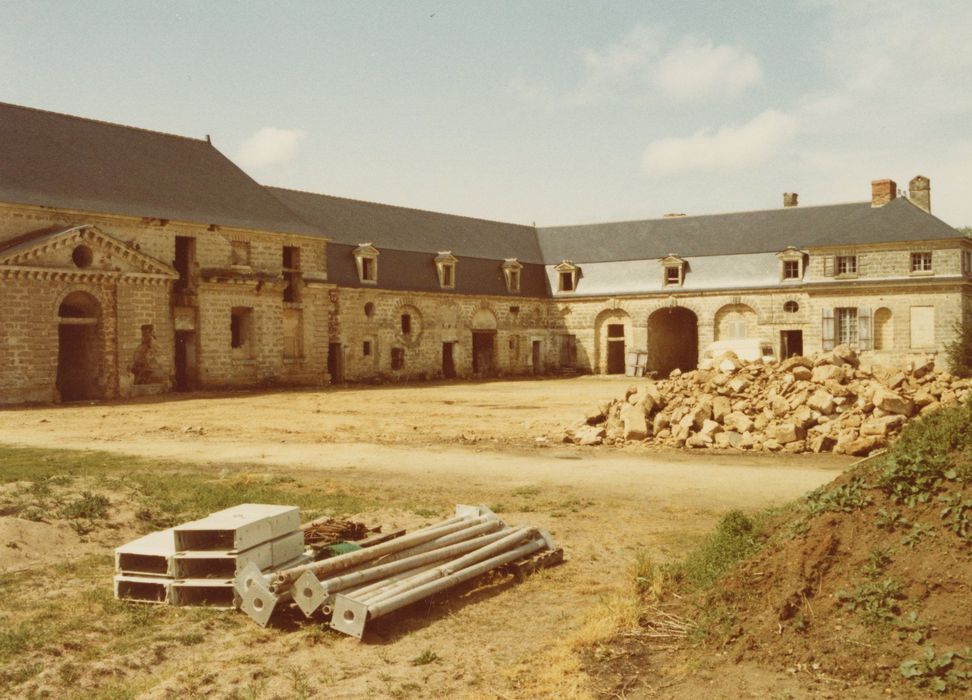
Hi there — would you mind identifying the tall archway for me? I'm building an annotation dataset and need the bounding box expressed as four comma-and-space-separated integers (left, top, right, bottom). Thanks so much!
594, 308, 631, 374
56, 291, 103, 401
714, 303, 758, 340
874, 307, 893, 350
471, 308, 498, 376
647, 307, 698, 376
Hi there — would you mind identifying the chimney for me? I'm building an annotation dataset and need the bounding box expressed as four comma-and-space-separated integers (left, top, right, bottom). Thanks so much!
783, 192, 798, 208
871, 179, 897, 207
908, 175, 931, 213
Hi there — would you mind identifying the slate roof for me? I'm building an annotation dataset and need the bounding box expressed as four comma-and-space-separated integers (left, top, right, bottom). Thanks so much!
267, 186, 543, 263
0, 102, 320, 236
536, 198, 964, 264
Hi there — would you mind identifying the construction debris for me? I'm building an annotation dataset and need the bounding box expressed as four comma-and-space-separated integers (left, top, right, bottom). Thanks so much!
235, 505, 562, 636
114, 504, 310, 607
565, 347, 972, 455
301, 516, 374, 552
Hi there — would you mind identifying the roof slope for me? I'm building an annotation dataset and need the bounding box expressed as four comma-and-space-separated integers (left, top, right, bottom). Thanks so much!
537, 199, 964, 264
0, 102, 319, 236
267, 186, 543, 263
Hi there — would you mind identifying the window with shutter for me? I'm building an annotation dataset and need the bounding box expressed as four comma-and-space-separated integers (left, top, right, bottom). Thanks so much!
822, 308, 835, 351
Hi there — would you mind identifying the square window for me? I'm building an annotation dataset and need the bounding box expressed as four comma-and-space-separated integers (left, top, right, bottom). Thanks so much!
836, 255, 857, 275
363, 340, 372, 357
911, 252, 932, 272
664, 266, 681, 285
559, 271, 574, 292
783, 260, 801, 279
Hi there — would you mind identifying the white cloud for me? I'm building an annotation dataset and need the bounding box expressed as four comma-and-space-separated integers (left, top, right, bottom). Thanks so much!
580, 24, 662, 84
642, 110, 798, 173
236, 127, 306, 168
653, 37, 762, 101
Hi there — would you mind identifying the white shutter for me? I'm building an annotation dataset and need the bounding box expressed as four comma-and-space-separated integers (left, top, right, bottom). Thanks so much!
857, 254, 865, 276
823, 256, 834, 277
858, 307, 872, 350
822, 308, 835, 351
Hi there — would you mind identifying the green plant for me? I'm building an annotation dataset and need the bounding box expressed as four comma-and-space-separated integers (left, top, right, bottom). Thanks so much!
876, 507, 910, 532
411, 649, 440, 666
901, 523, 935, 549
59, 491, 110, 520
939, 493, 972, 543
805, 478, 872, 515
900, 647, 972, 692
837, 578, 904, 626
861, 547, 893, 579
681, 510, 762, 590
945, 318, 972, 378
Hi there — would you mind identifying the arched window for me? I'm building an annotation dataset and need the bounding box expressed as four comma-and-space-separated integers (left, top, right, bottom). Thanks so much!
784, 301, 799, 313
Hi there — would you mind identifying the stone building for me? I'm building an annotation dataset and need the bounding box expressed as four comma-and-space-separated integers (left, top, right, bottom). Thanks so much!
0, 102, 968, 403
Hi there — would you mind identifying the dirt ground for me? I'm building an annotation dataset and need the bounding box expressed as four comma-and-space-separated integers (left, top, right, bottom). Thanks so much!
0, 377, 853, 698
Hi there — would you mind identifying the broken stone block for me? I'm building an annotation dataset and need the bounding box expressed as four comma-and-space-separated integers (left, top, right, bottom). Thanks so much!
808, 433, 836, 453
686, 432, 713, 448
620, 403, 649, 441
791, 366, 812, 381
781, 355, 813, 372
812, 364, 843, 384
807, 389, 835, 415
573, 425, 606, 446
699, 419, 723, 436
872, 387, 914, 416
712, 395, 732, 423
724, 411, 754, 434
860, 414, 906, 436
728, 376, 750, 394
832, 344, 859, 367
771, 423, 806, 444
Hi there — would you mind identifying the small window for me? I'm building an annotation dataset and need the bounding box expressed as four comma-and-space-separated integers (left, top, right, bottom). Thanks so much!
401, 314, 412, 335
503, 258, 523, 293
363, 340, 372, 357
362, 257, 376, 281
782, 260, 801, 279
559, 271, 574, 292
784, 301, 799, 313
230, 307, 253, 353
441, 263, 454, 288
283, 246, 300, 270
364, 302, 375, 318
910, 251, 932, 273
836, 255, 858, 275
509, 269, 520, 292
72, 245, 93, 268
664, 266, 681, 286
391, 347, 405, 370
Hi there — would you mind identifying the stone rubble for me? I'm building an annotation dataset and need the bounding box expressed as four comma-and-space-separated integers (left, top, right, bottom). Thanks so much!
563, 346, 971, 456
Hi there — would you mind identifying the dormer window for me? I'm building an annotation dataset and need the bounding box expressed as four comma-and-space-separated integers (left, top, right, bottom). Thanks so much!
353, 243, 379, 284
554, 261, 580, 292
502, 258, 523, 293
777, 247, 806, 281
435, 251, 457, 289
660, 255, 686, 287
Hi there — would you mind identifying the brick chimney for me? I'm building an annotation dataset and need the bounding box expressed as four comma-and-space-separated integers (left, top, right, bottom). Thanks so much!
783, 192, 798, 208
871, 179, 897, 207
908, 175, 931, 213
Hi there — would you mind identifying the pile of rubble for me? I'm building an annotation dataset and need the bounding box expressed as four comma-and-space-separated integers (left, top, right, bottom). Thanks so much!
565, 346, 971, 455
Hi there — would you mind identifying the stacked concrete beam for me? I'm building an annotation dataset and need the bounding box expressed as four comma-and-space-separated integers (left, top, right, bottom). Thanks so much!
114, 504, 308, 607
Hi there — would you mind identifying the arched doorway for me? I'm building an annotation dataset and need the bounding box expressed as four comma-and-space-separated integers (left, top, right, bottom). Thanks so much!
874, 308, 893, 350
56, 291, 102, 401
471, 308, 497, 375
647, 307, 698, 376
714, 303, 757, 340
594, 309, 632, 374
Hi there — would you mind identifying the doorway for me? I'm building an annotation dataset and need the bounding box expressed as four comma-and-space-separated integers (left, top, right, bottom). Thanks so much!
56, 291, 102, 401
442, 342, 456, 379
646, 307, 698, 376
606, 323, 626, 374
472, 331, 496, 375
532, 340, 542, 375
328, 342, 343, 383
780, 330, 804, 359
174, 331, 196, 391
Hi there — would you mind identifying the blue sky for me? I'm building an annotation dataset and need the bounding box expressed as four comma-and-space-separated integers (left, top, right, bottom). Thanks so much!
3, 0, 970, 227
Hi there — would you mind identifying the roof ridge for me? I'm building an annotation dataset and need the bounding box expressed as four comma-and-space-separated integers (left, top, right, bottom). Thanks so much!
539, 200, 871, 230
266, 185, 535, 230
0, 100, 210, 145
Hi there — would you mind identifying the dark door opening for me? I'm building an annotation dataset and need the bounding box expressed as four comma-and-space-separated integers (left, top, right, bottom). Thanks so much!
472, 331, 496, 375
647, 307, 698, 376
174, 331, 196, 391
606, 323, 626, 374
174, 236, 196, 292
57, 324, 100, 401
442, 342, 456, 379
780, 330, 804, 359
328, 343, 343, 383
532, 340, 542, 375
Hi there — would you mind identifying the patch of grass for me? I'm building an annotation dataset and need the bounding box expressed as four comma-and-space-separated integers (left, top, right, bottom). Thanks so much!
59, 491, 110, 520
511, 486, 541, 498
679, 510, 763, 590
939, 492, 972, 544
837, 578, 904, 626
805, 477, 872, 515
411, 649, 440, 666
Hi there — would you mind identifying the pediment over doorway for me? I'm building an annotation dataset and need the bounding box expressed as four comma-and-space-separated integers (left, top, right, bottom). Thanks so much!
0, 224, 177, 281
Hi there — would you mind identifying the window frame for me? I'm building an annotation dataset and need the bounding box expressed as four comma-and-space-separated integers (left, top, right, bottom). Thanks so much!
502, 258, 523, 293
434, 251, 458, 290
835, 254, 858, 276
660, 255, 686, 288
353, 243, 380, 285
910, 251, 933, 274
554, 261, 580, 293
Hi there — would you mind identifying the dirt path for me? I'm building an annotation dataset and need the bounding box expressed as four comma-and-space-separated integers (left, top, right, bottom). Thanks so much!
0, 379, 853, 698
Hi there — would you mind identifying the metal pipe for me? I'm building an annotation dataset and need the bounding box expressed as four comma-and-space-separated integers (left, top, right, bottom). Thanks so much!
269, 515, 493, 592
330, 535, 550, 638
370, 519, 504, 566
366, 527, 535, 607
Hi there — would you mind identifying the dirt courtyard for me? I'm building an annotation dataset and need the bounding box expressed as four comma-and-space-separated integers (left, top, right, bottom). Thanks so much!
0, 378, 852, 698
